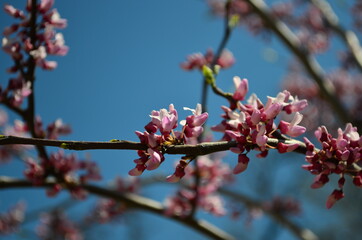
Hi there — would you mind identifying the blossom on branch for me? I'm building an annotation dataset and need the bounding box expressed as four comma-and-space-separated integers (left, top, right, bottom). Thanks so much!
0, 202, 26, 235
37, 210, 83, 240
180, 48, 235, 71
302, 123, 362, 208
24, 150, 101, 199
212, 78, 307, 174
129, 104, 208, 180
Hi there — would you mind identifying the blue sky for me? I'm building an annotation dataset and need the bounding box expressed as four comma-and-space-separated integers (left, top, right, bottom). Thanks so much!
1, 1, 357, 239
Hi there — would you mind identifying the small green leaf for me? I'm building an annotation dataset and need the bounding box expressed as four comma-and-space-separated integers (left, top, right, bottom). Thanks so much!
202, 65, 215, 85
228, 14, 240, 29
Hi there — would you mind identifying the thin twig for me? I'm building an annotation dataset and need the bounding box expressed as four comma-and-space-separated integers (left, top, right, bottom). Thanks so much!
0, 176, 235, 240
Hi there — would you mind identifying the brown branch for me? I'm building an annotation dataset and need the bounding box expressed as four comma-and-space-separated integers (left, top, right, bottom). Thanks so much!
0, 134, 309, 155
308, 0, 362, 72
219, 188, 319, 240
244, 0, 352, 125
139, 175, 318, 240
0, 176, 235, 240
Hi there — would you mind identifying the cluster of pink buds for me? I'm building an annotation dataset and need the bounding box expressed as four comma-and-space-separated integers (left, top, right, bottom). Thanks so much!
31, 116, 71, 139
0, 75, 31, 107
164, 154, 233, 217
0, 110, 32, 163
37, 210, 83, 240
180, 48, 234, 70
0, 202, 26, 234
212, 77, 307, 174
129, 104, 208, 178
3, 0, 68, 71
24, 150, 101, 199
88, 177, 139, 223
303, 124, 362, 208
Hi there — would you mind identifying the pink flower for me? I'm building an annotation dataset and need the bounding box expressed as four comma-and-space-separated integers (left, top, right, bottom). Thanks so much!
263, 93, 285, 120
326, 189, 344, 209
145, 148, 162, 170
232, 76, 248, 101
0, 202, 26, 234
166, 160, 187, 182
278, 112, 306, 137
311, 174, 329, 189
233, 154, 249, 174
216, 49, 235, 68
39, 0, 55, 14
4, 5, 25, 19
277, 142, 299, 153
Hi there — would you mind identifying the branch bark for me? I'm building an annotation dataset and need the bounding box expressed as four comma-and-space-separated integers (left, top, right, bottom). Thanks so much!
0, 176, 235, 240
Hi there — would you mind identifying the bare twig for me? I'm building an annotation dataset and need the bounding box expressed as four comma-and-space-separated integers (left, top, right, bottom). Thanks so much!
0, 176, 235, 240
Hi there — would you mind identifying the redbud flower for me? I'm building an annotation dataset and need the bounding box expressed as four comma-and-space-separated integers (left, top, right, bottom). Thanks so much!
278, 112, 306, 137
326, 189, 344, 209
232, 76, 248, 101
233, 154, 250, 174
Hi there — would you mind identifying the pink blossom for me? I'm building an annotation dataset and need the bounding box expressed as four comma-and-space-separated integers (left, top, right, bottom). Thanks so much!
4, 5, 25, 19
233, 154, 250, 174
232, 76, 248, 101
0, 202, 26, 234
37, 211, 83, 240
145, 148, 162, 170
277, 142, 299, 153
216, 49, 235, 68
311, 174, 329, 189
278, 112, 306, 137
39, 0, 55, 13
326, 189, 344, 209
166, 160, 187, 182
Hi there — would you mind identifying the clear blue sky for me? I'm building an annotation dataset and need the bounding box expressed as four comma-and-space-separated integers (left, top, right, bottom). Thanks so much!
1, 1, 356, 240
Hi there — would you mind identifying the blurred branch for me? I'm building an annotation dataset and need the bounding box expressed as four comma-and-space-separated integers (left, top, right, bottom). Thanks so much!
308, 0, 362, 72
193, 0, 234, 218
219, 188, 318, 240
244, 0, 352, 125
0, 176, 235, 240
139, 175, 318, 240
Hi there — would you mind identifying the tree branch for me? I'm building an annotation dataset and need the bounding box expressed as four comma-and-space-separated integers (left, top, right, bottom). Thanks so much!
244, 0, 352, 125
308, 0, 362, 72
0, 134, 309, 155
0, 176, 235, 240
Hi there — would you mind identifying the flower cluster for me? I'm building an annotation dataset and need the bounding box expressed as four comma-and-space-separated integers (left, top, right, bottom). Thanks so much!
0, 75, 31, 107
129, 104, 208, 178
87, 177, 139, 223
0, 202, 26, 235
37, 210, 83, 240
0, 109, 32, 163
180, 48, 235, 70
303, 124, 362, 208
211, 77, 307, 174
3, 0, 68, 70
164, 154, 233, 217
24, 150, 101, 199
2, 0, 68, 109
